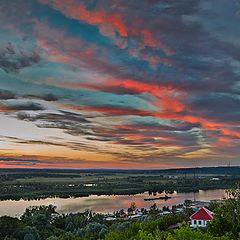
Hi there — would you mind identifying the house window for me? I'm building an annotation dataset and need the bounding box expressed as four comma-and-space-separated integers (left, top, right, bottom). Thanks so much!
198, 220, 202, 225
194, 220, 197, 225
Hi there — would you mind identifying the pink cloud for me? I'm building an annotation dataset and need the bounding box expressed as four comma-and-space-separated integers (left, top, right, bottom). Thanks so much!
39, 0, 175, 65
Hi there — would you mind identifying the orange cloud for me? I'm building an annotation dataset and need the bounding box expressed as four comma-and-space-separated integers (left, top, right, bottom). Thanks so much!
40, 0, 175, 61
0, 106, 11, 112
74, 105, 152, 117
114, 79, 185, 112
65, 78, 186, 113
126, 82, 183, 113
221, 128, 240, 138
40, 0, 127, 37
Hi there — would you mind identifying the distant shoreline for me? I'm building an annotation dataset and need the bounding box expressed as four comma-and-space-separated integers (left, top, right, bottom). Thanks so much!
0, 165, 240, 172
0, 189, 226, 218
0, 167, 238, 200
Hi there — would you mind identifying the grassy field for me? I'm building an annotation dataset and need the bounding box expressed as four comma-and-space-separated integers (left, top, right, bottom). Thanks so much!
0, 167, 239, 200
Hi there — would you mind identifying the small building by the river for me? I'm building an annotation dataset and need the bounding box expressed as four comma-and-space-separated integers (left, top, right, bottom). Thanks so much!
190, 207, 214, 228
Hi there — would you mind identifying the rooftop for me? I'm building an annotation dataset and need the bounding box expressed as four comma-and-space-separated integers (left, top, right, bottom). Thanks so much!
190, 207, 214, 220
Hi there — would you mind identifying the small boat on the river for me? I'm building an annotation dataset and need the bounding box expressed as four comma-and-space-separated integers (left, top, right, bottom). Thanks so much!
144, 195, 172, 201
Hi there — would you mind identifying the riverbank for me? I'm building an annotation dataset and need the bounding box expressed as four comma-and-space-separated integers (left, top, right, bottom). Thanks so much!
0, 191, 237, 240
0, 168, 238, 200
0, 189, 226, 217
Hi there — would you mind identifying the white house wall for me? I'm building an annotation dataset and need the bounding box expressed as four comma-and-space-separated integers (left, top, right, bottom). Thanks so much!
190, 219, 210, 228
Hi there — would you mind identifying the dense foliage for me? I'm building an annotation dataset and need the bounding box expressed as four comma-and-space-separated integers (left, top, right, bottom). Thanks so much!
0, 185, 239, 240
0, 168, 239, 200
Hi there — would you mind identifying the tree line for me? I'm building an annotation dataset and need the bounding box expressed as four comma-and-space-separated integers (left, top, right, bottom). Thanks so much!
0, 185, 239, 240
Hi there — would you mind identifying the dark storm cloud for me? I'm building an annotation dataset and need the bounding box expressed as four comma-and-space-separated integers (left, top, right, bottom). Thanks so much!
16, 139, 66, 147
0, 43, 41, 73
0, 101, 45, 111
17, 110, 92, 136
0, 89, 16, 99
128, 121, 201, 132
113, 130, 200, 148
24, 93, 59, 101
18, 110, 90, 124
188, 93, 240, 122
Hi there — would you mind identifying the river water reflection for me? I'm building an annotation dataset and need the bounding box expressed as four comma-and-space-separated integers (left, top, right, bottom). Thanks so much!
0, 189, 226, 217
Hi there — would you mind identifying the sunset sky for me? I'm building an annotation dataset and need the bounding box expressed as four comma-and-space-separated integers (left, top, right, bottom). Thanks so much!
0, 0, 240, 169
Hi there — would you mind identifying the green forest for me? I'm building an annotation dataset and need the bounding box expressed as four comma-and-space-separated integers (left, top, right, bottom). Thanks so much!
0, 168, 239, 200
1, 186, 239, 240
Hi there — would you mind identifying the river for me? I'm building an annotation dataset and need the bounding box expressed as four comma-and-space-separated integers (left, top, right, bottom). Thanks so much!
0, 189, 226, 217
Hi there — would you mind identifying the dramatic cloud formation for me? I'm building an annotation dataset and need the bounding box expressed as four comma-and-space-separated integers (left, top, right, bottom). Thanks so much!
0, 43, 41, 73
0, 0, 239, 168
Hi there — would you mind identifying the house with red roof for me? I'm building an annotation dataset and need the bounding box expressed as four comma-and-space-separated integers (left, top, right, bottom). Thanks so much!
190, 207, 214, 228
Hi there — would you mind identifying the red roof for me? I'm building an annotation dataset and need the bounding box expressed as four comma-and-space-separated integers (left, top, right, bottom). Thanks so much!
190, 207, 214, 220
